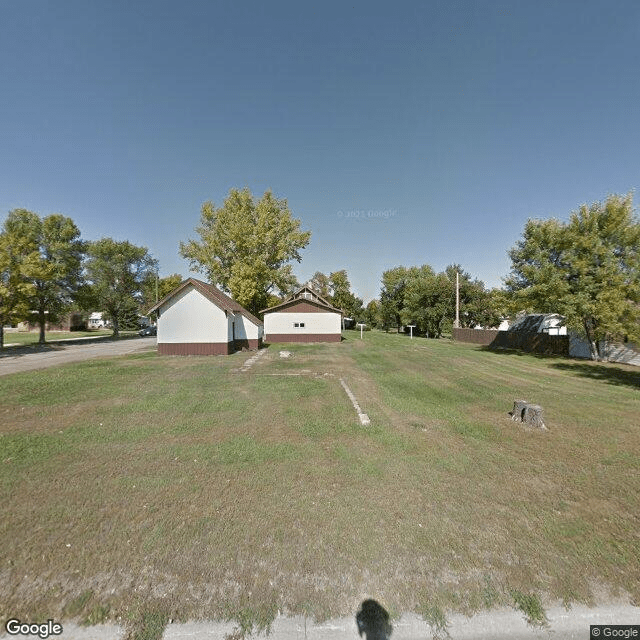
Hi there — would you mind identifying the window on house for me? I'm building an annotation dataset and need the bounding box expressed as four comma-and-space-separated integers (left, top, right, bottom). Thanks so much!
293, 322, 305, 328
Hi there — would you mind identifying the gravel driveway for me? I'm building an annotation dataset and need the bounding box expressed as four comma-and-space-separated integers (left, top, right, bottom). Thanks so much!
0, 337, 157, 376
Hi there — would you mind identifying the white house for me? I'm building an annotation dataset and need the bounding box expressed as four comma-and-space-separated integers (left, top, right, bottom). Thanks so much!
261, 285, 343, 343
148, 278, 263, 355
508, 313, 640, 364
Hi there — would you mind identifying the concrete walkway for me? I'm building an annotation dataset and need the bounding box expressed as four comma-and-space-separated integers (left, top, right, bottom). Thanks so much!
0, 337, 156, 376
2, 604, 638, 640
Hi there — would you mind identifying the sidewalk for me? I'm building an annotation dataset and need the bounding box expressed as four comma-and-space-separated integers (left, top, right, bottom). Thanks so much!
2, 604, 638, 640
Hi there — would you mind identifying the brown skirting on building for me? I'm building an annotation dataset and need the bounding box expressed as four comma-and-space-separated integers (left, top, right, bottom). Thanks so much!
233, 338, 262, 351
158, 342, 232, 356
265, 333, 341, 343
159, 339, 262, 356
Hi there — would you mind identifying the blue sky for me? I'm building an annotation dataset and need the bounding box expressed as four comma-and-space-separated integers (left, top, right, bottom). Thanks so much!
2, 1, 639, 302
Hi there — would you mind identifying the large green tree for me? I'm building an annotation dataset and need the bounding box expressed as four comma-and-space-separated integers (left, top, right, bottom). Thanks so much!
1, 209, 85, 344
505, 193, 640, 360
0, 213, 40, 348
84, 238, 157, 337
401, 265, 452, 337
444, 264, 501, 329
179, 188, 311, 315
379, 266, 409, 331
329, 270, 363, 320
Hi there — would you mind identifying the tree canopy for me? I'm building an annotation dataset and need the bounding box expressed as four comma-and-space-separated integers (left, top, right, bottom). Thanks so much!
380, 264, 498, 336
505, 193, 640, 360
84, 238, 157, 337
179, 188, 311, 314
0, 213, 40, 348
0, 209, 85, 344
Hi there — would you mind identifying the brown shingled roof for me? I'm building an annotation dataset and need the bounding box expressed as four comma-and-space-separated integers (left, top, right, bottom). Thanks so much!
148, 278, 263, 326
260, 285, 343, 314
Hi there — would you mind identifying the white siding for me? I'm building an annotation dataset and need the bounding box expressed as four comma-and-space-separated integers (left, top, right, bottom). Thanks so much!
264, 311, 341, 336
234, 314, 262, 340
158, 287, 229, 343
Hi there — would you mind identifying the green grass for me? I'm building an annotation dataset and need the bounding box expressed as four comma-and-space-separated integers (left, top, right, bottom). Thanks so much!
0, 331, 638, 633
3, 330, 114, 346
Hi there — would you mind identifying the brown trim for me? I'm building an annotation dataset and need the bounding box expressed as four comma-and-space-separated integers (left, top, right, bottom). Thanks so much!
265, 333, 341, 343
267, 301, 337, 313
158, 342, 232, 356
233, 338, 261, 351
260, 290, 343, 315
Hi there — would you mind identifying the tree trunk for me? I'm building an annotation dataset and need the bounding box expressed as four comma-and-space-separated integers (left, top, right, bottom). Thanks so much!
38, 309, 46, 344
510, 400, 547, 430
112, 317, 119, 338
510, 400, 529, 422
0, 324, 4, 350
583, 318, 600, 361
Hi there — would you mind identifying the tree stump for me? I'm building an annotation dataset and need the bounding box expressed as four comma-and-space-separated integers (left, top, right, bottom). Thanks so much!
509, 400, 547, 430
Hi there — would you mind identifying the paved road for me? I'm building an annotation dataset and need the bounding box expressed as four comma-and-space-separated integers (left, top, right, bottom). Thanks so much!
0, 337, 157, 376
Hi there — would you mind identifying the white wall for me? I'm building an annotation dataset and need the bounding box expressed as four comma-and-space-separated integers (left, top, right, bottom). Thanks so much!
234, 314, 262, 340
158, 286, 229, 343
264, 311, 341, 336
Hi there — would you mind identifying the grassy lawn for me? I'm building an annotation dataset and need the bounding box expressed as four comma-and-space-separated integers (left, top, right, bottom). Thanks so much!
3, 330, 115, 346
0, 331, 638, 636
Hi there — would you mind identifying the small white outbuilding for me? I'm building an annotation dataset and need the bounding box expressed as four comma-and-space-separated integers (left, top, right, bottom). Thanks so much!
148, 278, 263, 355
261, 285, 343, 343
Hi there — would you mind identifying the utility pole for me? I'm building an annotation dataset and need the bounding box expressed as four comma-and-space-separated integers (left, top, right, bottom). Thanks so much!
454, 271, 460, 329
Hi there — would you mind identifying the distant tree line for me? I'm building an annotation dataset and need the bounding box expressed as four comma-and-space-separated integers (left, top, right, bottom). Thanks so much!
0, 209, 180, 349
4, 190, 638, 361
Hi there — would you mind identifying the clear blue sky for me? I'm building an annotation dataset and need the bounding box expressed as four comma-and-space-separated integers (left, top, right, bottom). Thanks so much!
2, 0, 639, 302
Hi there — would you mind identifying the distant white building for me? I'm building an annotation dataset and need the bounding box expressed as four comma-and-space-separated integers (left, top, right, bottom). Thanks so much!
88, 312, 108, 329
508, 313, 567, 335
261, 285, 343, 343
508, 313, 640, 364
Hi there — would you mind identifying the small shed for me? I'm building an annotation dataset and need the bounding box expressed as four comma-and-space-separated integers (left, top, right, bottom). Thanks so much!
261, 285, 343, 343
148, 278, 263, 355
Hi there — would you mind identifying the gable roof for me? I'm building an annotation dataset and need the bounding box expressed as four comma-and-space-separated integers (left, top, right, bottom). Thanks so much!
148, 278, 263, 326
260, 285, 343, 314
508, 313, 565, 333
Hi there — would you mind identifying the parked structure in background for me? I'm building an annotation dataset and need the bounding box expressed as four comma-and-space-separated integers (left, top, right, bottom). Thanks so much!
17, 311, 87, 332
261, 285, 343, 343
148, 278, 263, 355
88, 312, 109, 329
454, 312, 640, 365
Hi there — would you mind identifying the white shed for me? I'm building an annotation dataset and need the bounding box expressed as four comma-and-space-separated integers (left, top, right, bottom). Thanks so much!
148, 278, 263, 355
261, 286, 343, 343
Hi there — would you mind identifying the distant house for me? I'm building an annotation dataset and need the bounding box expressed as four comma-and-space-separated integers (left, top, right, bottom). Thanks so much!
261, 285, 343, 343
88, 312, 109, 329
507, 313, 640, 364
508, 313, 567, 335
147, 278, 263, 355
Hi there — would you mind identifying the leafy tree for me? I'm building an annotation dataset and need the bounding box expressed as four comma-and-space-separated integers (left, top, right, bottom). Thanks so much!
401, 266, 452, 337
141, 273, 183, 317
1, 209, 85, 344
0, 214, 40, 348
444, 264, 501, 329
363, 299, 380, 328
505, 193, 640, 360
309, 271, 331, 299
379, 266, 409, 331
179, 188, 311, 315
84, 238, 158, 337
329, 270, 363, 320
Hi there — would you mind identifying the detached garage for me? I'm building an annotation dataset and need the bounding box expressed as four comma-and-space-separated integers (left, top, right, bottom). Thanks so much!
261, 285, 343, 343
148, 278, 263, 355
